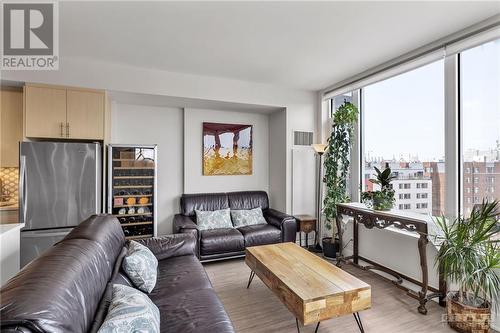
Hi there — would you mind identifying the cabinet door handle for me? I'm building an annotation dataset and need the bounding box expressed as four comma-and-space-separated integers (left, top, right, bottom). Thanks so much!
66, 122, 70, 137
60, 122, 64, 137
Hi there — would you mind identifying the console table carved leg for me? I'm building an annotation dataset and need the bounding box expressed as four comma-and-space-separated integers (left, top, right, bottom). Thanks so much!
246, 270, 255, 289
417, 234, 429, 315
353, 215, 359, 265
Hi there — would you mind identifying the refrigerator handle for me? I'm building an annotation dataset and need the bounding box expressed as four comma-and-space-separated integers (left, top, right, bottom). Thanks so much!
19, 155, 27, 224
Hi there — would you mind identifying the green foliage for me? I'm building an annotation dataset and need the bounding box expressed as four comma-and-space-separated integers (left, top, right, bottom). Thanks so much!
369, 166, 397, 190
362, 166, 396, 210
361, 189, 395, 211
433, 200, 500, 309
322, 101, 358, 233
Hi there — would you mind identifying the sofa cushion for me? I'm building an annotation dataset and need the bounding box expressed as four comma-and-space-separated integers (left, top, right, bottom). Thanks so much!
155, 288, 234, 333
63, 214, 125, 264
227, 191, 269, 210
181, 193, 229, 217
149, 255, 212, 301
97, 284, 160, 333
195, 208, 233, 231
0, 238, 113, 333
200, 228, 244, 255
122, 241, 158, 293
230, 207, 267, 227
238, 224, 281, 247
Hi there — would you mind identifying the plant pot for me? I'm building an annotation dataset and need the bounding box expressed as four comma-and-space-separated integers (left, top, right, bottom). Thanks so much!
446, 292, 490, 333
372, 195, 393, 211
322, 237, 338, 259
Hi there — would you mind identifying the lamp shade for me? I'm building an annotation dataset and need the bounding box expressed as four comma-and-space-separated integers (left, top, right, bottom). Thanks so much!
311, 143, 327, 154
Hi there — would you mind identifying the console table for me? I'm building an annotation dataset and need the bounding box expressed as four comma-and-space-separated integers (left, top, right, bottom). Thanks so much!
335, 202, 446, 315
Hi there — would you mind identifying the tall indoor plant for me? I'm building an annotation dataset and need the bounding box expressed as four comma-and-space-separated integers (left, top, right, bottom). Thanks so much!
434, 200, 500, 333
322, 101, 358, 258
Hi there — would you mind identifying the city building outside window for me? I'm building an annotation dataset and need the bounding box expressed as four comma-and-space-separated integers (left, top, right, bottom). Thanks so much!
364, 60, 443, 216
462, 36, 498, 219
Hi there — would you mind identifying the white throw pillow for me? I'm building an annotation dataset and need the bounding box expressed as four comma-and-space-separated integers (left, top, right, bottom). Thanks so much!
231, 207, 267, 227
97, 284, 160, 333
122, 240, 158, 293
195, 208, 233, 231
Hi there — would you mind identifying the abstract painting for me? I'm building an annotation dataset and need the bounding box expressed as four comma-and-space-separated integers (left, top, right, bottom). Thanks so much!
203, 122, 253, 175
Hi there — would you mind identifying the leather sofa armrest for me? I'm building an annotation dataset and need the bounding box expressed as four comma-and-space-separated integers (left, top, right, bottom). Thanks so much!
264, 208, 297, 243
173, 214, 200, 257
137, 233, 196, 260
173, 214, 198, 232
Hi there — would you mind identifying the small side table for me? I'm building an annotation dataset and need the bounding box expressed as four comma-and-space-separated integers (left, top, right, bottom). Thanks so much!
294, 215, 317, 248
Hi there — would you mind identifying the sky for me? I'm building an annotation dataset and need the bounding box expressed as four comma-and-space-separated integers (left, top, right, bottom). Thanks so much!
363, 39, 499, 162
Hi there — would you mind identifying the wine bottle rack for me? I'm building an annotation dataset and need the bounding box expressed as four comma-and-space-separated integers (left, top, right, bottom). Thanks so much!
107, 144, 157, 240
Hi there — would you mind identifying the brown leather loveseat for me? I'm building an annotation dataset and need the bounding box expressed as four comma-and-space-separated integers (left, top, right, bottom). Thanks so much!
0, 215, 235, 333
174, 191, 297, 262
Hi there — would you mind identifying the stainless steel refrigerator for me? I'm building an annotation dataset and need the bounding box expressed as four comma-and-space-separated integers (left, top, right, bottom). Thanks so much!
19, 142, 101, 267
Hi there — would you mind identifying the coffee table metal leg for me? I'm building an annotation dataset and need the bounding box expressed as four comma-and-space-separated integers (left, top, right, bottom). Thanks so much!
295, 319, 320, 333
353, 312, 365, 333
246, 270, 255, 289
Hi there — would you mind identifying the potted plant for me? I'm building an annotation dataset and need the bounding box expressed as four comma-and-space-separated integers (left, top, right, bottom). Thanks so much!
434, 201, 500, 333
322, 101, 358, 259
361, 166, 396, 211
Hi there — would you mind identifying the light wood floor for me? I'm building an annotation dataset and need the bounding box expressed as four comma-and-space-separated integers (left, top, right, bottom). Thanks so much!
204, 258, 455, 333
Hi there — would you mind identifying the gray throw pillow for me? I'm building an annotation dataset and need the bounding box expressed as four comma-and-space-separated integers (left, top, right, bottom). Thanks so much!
231, 207, 267, 227
97, 284, 160, 333
122, 240, 158, 293
195, 208, 233, 231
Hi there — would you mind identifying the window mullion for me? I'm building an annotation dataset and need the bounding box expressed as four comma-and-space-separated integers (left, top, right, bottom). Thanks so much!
444, 54, 460, 218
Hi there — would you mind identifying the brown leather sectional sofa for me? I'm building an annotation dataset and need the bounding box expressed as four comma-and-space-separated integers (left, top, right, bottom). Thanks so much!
0, 215, 235, 333
174, 191, 297, 261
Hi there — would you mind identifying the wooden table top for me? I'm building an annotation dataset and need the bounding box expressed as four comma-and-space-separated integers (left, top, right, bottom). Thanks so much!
245, 242, 371, 325
294, 214, 316, 222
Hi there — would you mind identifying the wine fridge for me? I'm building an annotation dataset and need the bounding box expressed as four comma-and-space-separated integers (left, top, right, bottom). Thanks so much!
107, 144, 157, 239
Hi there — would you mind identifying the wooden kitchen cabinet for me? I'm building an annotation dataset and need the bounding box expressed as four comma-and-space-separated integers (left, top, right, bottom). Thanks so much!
67, 90, 104, 140
1, 89, 23, 167
24, 84, 105, 140
24, 85, 67, 139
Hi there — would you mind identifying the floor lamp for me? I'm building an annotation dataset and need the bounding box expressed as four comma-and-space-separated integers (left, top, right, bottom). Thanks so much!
310, 143, 327, 253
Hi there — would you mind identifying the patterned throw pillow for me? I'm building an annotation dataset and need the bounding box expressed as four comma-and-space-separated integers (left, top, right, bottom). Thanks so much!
231, 207, 267, 227
195, 208, 233, 231
97, 284, 160, 333
122, 240, 158, 293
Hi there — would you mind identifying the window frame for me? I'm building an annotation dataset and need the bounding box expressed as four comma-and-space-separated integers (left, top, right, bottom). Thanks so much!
322, 37, 499, 219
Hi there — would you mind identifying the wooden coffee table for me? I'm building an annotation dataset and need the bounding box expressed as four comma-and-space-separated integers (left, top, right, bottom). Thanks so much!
245, 243, 371, 332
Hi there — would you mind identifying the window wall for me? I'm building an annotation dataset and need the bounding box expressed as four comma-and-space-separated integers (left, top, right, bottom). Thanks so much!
460, 39, 500, 216
362, 60, 445, 216
324, 37, 500, 219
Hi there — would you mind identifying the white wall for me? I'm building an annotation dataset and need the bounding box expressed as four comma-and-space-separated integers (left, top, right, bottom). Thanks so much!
3, 56, 317, 214
269, 110, 287, 212
341, 222, 440, 289
111, 103, 183, 235
183, 108, 269, 194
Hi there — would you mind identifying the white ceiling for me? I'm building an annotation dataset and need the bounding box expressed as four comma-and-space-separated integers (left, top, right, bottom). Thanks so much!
61, 1, 500, 91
